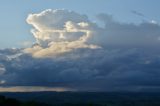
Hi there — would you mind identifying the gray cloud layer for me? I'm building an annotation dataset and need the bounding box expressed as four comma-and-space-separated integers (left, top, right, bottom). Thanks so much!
0, 9, 160, 92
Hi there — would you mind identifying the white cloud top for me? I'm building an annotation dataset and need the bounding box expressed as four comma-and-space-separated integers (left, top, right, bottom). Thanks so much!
25, 9, 100, 58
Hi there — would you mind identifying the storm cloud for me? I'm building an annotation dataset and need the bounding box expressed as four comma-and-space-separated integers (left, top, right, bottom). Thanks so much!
0, 9, 160, 92
25, 9, 100, 58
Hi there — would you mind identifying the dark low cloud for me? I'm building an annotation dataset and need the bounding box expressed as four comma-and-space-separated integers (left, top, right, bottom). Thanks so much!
1, 9, 160, 92
1, 48, 160, 91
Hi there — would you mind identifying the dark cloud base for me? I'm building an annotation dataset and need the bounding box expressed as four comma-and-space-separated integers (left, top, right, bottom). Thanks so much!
0, 47, 160, 92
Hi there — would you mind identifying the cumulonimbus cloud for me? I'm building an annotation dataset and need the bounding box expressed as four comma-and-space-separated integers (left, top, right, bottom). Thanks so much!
0, 9, 160, 92
24, 9, 100, 58
25, 9, 160, 58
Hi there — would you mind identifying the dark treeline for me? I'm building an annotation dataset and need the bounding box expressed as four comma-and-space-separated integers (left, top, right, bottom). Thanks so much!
0, 95, 50, 106
0, 95, 102, 106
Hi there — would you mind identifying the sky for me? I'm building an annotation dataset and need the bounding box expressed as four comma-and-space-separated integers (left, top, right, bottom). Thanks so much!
1, 0, 160, 48
0, 0, 160, 92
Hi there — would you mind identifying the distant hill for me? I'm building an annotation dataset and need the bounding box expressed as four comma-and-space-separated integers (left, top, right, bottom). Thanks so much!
1, 92, 160, 106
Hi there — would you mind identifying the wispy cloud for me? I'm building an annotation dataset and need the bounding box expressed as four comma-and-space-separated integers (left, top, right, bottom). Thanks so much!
131, 10, 145, 17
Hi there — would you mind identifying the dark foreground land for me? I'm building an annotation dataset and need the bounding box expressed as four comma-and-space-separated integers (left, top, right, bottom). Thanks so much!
1, 92, 160, 106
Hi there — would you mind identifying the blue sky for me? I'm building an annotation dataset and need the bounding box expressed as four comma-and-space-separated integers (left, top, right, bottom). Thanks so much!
0, 0, 160, 48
